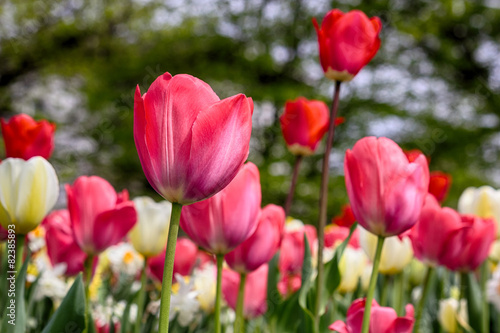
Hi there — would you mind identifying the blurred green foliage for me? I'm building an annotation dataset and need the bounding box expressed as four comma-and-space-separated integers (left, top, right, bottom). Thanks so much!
1, 0, 499, 225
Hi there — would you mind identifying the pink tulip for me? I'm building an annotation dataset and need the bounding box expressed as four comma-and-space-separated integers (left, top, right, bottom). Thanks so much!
278, 224, 317, 275
324, 225, 360, 249
43, 209, 88, 276
148, 237, 199, 281
180, 162, 261, 255
134, 72, 254, 205
329, 298, 414, 333
95, 320, 120, 333
222, 264, 268, 319
66, 176, 137, 255
225, 204, 285, 274
344, 137, 429, 237
277, 274, 302, 297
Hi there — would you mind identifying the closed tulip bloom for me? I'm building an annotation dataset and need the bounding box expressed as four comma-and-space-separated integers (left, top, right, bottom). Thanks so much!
148, 237, 199, 281
324, 224, 360, 249
332, 204, 356, 228
222, 264, 268, 319
329, 298, 414, 333
438, 297, 468, 333
344, 137, 429, 237
279, 97, 329, 156
458, 186, 500, 237
338, 246, 368, 293
0, 157, 59, 235
43, 209, 88, 276
1, 114, 56, 160
134, 72, 253, 205
180, 162, 261, 255
129, 196, 171, 258
278, 221, 317, 275
66, 176, 137, 254
429, 171, 452, 203
225, 204, 285, 274
359, 227, 413, 275
313, 10, 381, 82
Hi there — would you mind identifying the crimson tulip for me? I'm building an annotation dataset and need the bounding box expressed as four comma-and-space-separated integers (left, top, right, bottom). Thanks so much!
313, 10, 381, 82
222, 264, 268, 319
134, 72, 253, 205
225, 204, 285, 274
279, 97, 329, 156
429, 171, 452, 203
344, 137, 429, 237
180, 162, 261, 255
1, 114, 56, 160
43, 209, 88, 276
329, 298, 414, 333
66, 176, 137, 254
148, 237, 199, 281
331, 204, 356, 228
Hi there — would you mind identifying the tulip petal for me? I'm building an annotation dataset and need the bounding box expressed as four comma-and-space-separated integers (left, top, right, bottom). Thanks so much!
328, 321, 348, 333
0, 158, 24, 225
92, 203, 137, 253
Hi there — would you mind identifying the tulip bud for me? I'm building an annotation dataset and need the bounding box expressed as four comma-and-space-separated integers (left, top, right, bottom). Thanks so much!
129, 196, 171, 258
438, 298, 468, 333
337, 246, 368, 293
148, 237, 199, 281
0, 157, 59, 235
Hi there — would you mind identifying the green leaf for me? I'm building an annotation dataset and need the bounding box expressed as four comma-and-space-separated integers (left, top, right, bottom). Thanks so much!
1, 253, 29, 333
324, 222, 358, 295
464, 272, 481, 333
41, 274, 86, 333
266, 252, 281, 319
298, 234, 315, 323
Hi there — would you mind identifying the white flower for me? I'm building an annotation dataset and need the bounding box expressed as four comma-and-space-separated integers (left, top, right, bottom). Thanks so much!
170, 273, 200, 327
488, 268, 500, 311
31, 253, 69, 304
105, 242, 144, 277
338, 246, 368, 293
193, 264, 217, 312
27, 225, 46, 253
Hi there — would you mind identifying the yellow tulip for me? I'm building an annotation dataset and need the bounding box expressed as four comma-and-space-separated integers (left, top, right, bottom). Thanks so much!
359, 226, 413, 275
129, 196, 171, 258
0, 157, 59, 235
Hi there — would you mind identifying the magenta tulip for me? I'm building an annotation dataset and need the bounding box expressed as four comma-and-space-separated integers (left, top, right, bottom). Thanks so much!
329, 298, 414, 333
134, 72, 254, 205
344, 137, 429, 237
66, 176, 137, 255
0, 224, 7, 241
148, 237, 199, 281
180, 162, 261, 255
225, 204, 285, 274
278, 224, 317, 275
222, 264, 268, 319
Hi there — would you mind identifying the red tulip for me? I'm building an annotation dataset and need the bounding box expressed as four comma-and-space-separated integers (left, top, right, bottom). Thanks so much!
324, 225, 360, 249
344, 137, 429, 237
180, 162, 261, 255
222, 264, 268, 319
66, 176, 137, 255
429, 171, 452, 203
95, 320, 120, 333
313, 10, 381, 82
1, 114, 56, 160
277, 274, 302, 297
332, 204, 356, 228
278, 224, 317, 275
134, 72, 253, 205
225, 204, 285, 273
279, 97, 329, 156
148, 237, 199, 281
43, 210, 88, 276
329, 298, 414, 333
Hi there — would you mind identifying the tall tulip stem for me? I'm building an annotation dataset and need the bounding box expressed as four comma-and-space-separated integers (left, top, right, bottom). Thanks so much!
361, 235, 385, 333
414, 266, 434, 333
284, 155, 303, 216
393, 272, 404, 316
215, 254, 224, 333
158, 202, 183, 333
134, 261, 148, 333
235, 272, 247, 333
15, 234, 25, 274
314, 80, 342, 329
83, 254, 95, 333
480, 262, 489, 333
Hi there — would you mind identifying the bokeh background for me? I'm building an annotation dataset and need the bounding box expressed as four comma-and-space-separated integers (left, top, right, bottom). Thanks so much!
1, 0, 500, 225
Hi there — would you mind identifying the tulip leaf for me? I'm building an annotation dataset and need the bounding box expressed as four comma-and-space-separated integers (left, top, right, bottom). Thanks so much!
324, 222, 358, 295
464, 272, 482, 333
298, 234, 315, 323
1, 254, 29, 333
41, 274, 86, 333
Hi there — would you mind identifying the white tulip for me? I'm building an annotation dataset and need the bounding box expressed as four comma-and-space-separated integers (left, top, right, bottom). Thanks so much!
0, 157, 59, 234
338, 246, 368, 293
438, 297, 468, 333
458, 186, 500, 237
129, 196, 172, 257
359, 226, 413, 275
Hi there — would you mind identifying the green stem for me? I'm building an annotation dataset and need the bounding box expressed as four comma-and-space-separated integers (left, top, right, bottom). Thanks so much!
284, 155, 303, 217
314, 80, 342, 331
380, 275, 389, 306
215, 254, 224, 333
15, 234, 25, 274
414, 266, 435, 333
84, 254, 95, 333
134, 261, 148, 333
460, 273, 467, 333
235, 273, 247, 333
393, 272, 404, 316
361, 236, 385, 333
158, 202, 183, 333
480, 262, 489, 333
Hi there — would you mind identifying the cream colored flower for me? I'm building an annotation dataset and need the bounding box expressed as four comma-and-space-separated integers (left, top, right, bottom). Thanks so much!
193, 264, 216, 313
359, 226, 413, 275
458, 186, 500, 237
129, 196, 172, 258
438, 297, 468, 333
338, 246, 368, 293
0, 157, 59, 234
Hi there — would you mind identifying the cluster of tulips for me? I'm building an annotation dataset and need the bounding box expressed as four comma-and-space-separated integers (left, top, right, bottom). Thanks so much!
1, 7, 500, 333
